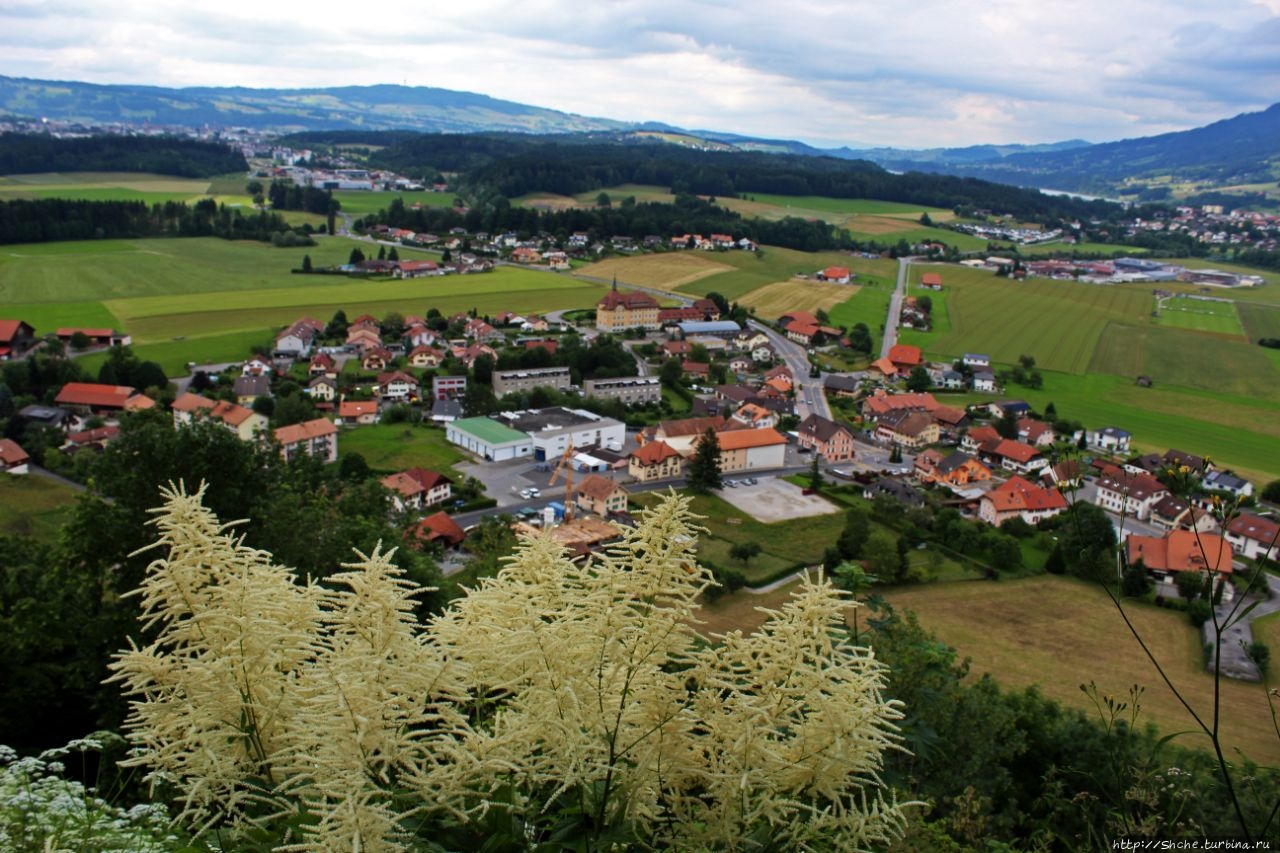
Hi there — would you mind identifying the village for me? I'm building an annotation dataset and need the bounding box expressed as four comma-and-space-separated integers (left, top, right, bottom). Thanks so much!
2, 248, 1276, 627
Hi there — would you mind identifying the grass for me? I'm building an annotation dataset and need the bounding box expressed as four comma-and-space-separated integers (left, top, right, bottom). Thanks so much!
879, 575, 1280, 765
1238, 302, 1280, 343
1155, 296, 1246, 337
631, 490, 845, 584
905, 264, 1154, 373
0, 475, 79, 543
1089, 323, 1277, 397
574, 254, 735, 292
331, 190, 457, 217
2, 237, 605, 372
336, 423, 467, 474
827, 283, 895, 351
737, 280, 860, 317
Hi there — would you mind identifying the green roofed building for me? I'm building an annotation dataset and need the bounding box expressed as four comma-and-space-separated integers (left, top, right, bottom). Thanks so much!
446, 416, 533, 462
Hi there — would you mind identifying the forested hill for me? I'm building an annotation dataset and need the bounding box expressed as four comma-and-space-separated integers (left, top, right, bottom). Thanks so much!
0, 76, 628, 134
339, 132, 1127, 222
0, 133, 247, 177
872, 102, 1280, 195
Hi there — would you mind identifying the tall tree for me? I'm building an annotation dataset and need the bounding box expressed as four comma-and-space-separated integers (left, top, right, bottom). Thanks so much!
687, 428, 723, 493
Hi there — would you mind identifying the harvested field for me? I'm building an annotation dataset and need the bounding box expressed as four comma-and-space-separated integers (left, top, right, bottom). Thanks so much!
576, 254, 733, 291
738, 279, 860, 317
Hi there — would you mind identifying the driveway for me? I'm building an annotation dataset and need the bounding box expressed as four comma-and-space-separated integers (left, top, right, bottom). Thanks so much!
1203, 572, 1280, 681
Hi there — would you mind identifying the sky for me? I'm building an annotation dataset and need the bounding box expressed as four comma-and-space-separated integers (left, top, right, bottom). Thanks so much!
3, 0, 1279, 149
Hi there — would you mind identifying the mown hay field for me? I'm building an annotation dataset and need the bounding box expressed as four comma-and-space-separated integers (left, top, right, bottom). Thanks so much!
880, 576, 1280, 765
738, 279, 860, 317
575, 253, 734, 292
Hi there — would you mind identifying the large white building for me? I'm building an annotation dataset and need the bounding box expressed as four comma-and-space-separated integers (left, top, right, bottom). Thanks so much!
495, 407, 627, 462
446, 417, 533, 462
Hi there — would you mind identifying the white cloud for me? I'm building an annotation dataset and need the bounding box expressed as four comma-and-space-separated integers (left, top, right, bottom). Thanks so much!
0, 0, 1276, 147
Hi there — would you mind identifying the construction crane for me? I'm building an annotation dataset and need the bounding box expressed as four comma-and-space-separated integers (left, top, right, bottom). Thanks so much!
548, 441, 575, 523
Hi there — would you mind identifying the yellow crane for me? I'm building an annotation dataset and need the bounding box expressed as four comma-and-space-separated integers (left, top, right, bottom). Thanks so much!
548, 441, 575, 523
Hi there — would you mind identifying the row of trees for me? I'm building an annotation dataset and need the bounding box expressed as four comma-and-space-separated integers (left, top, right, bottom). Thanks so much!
0, 197, 311, 245
0, 133, 247, 177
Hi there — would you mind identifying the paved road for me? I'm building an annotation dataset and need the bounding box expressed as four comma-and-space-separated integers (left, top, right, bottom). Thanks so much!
879, 256, 911, 359
749, 319, 832, 421
1203, 571, 1280, 681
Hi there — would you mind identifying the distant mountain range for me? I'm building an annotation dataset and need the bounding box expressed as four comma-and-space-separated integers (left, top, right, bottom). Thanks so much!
2, 75, 1277, 199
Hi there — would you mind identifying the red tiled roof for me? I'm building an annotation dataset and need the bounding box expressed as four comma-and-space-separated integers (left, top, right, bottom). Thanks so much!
888, 344, 922, 367
993, 439, 1041, 464
597, 289, 658, 311
921, 273, 943, 286
985, 476, 1068, 513
415, 512, 466, 547
55, 382, 145, 409
274, 418, 336, 444
339, 400, 379, 418
1128, 531, 1232, 574
172, 392, 216, 412
404, 468, 452, 490
715, 427, 787, 450
631, 440, 682, 465
0, 438, 29, 466
1227, 514, 1280, 545
578, 473, 623, 501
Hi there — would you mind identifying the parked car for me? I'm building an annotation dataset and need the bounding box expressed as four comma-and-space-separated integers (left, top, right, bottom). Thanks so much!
519, 489, 533, 499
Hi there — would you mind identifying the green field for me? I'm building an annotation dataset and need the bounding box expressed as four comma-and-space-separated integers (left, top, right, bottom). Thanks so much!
1238, 302, 1280, 342
677, 247, 897, 302
336, 423, 467, 474
0, 475, 79, 543
908, 265, 1152, 373
1155, 295, 1245, 336
331, 190, 457, 217
2, 237, 605, 373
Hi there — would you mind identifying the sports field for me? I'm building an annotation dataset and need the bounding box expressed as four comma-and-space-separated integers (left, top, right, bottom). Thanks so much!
1154, 295, 1245, 337
3, 236, 604, 373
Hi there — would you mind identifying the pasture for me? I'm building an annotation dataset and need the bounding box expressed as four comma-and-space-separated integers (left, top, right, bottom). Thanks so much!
0, 475, 79, 543
574, 253, 734, 292
0, 171, 255, 209
1154, 295, 1245, 337
330, 190, 457, 217
335, 423, 467, 474
1238, 302, 1280, 342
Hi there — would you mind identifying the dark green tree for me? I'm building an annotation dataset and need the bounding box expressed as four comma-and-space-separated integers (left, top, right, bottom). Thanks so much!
808, 454, 824, 491
349, 247, 366, 265
301, 254, 313, 273
905, 365, 931, 392
838, 505, 871, 560
1059, 502, 1119, 583
687, 428, 723, 493
1122, 559, 1152, 597
729, 541, 762, 565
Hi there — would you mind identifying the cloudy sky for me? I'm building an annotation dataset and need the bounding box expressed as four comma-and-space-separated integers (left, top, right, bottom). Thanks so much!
3, 0, 1279, 149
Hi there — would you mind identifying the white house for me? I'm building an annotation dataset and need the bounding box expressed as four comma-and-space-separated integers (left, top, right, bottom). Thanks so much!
1087, 426, 1132, 455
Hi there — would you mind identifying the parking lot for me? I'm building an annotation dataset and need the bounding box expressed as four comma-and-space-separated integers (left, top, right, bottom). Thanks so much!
715, 476, 840, 523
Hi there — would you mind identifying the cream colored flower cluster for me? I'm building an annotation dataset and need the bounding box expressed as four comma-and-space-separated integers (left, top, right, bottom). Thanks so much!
111, 484, 911, 852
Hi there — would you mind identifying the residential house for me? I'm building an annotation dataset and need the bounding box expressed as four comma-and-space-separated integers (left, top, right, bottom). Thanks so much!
274, 317, 323, 356
972, 370, 998, 393
1087, 426, 1133, 455
432, 375, 467, 400
824, 374, 861, 398
1016, 418, 1056, 447
861, 390, 939, 422
863, 477, 925, 507
0, 438, 29, 474
361, 347, 392, 372
1128, 530, 1234, 600
962, 353, 990, 369
731, 402, 777, 430
867, 357, 899, 381
404, 468, 452, 507
796, 414, 855, 462
338, 399, 380, 426
931, 405, 971, 436
874, 410, 939, 449
988, 439, 1047, 475
645, 416, 732, 456
662, 340, 693, 359
61, 425, 118, 454
1224, 514, 1280, 561
274, 418, 338, 463
921, 273, 944, 289
960, 425, 1001, 454
241, 356, 274, 377
979, 476, 1068, 526
628, 440, 685, 482
1203, 470, 1254, 499
887, 344, 923, 372
0, 319, 36, 360
171, 392, 267, 441
408, 346, 445, 368
1162, 449, 1212, 477
682, 361, 711, 381
376, 371, 420, 402
55, 327, 130, 349
817, 266, 851, 283
411, 512, 467, 549
382, 472, 429, 512
309, 353, 338, 378
988, 400, 1031, 420
576, 474, 629, 517
232, 375, 272, 406
405, 324, 437, 349
915, 450, 990, 488
1043, 459, 1086, 489
727, 355, 754, 375
345, 327, 383, 352
307, 375, 338, 402
1093, 465, 1169, 521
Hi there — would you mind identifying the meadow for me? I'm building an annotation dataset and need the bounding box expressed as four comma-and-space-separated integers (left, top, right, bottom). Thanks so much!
3, 237, 605, 373
1154, 295, 1245, 336
700, 574, 1280, 764
0, 475, 79, 543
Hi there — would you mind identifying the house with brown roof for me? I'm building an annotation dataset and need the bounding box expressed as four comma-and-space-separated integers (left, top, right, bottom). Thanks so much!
874, 410, 939, 449
307, 375, 338, 402
796, 414, 854, 462
233, 375, 271, 406
646, 415, 732, 456
1224, 514, 1280, 562
408, 346, 445, 368
411, 512, 467, 549
361, 347, 393, 372
338, 399, 380, 426
1128, 530, 1234, 600
987, 439, 1047, 475
887, 344, 922, 371
576, 474, 629, 517
861, 391, 938, 422
61, 425, 118, 454
376, 371, 420, 402
55, 327, 131, 349
731, 402, 777, 430
628, 440, 685, 482
0, 438, 29, 474
309, 352, 338, 378
0, 319, 36, 360
931, 405, 971, 435
171, 392, 267, 441
960, 425, 1002, 454
1093, 464, 1169, 521
915, 450, 990, 488
920, 272, 944, 289
817, 266, 851, 283
274, 418, 338, 463
1016, 418, 1057, 447
382, 471, 429, 511
979, 476, 1068, 526
596, 283, 660, 331
54, 382, 155, 415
